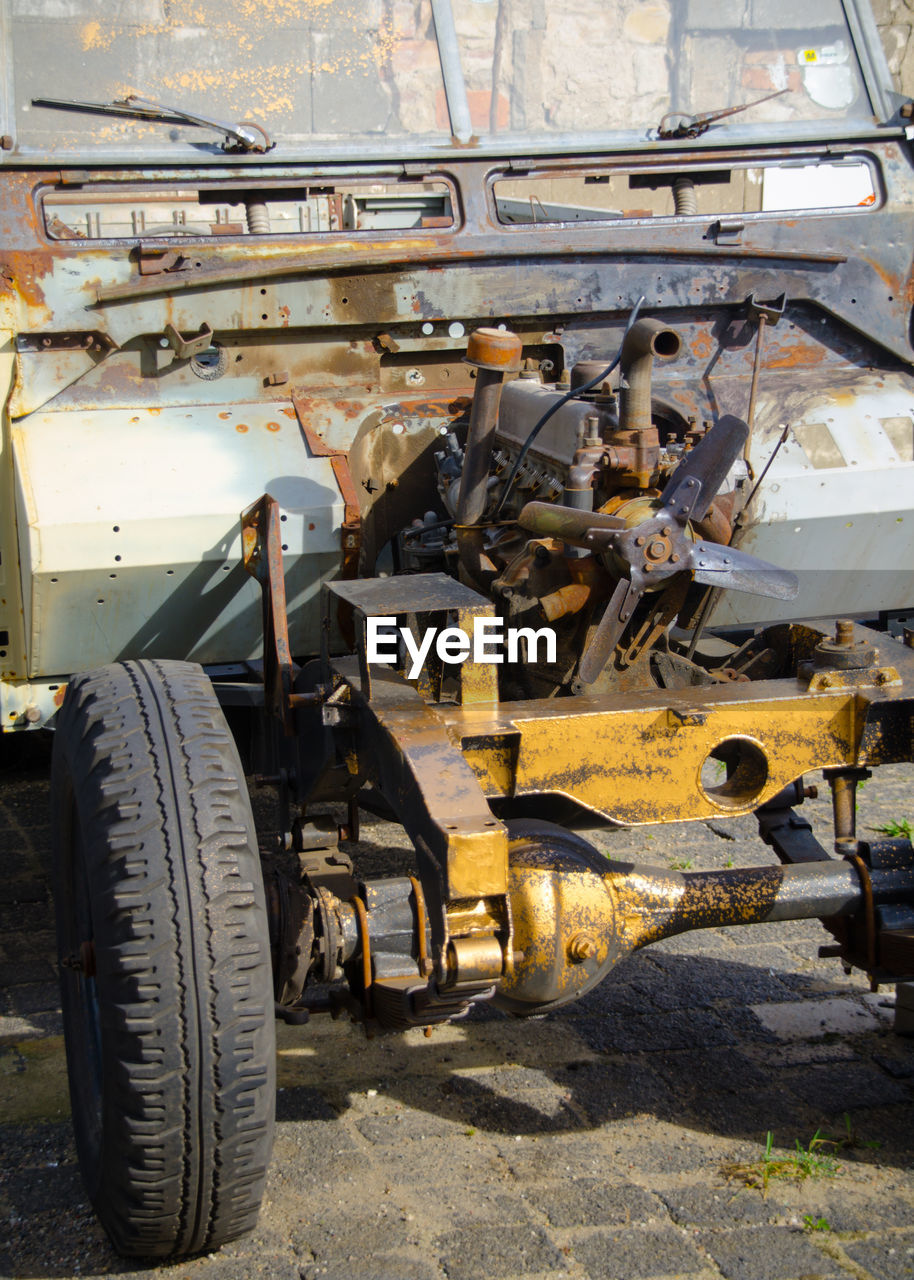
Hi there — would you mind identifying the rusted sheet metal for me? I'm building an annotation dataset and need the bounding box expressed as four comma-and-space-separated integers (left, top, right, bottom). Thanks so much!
2, 142, 914, 361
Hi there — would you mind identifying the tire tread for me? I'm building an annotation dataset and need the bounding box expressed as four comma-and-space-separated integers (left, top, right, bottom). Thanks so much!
52, 659, 275, 1258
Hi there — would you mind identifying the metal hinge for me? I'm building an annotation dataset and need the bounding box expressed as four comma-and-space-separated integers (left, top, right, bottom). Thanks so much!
710, 217, 744, 245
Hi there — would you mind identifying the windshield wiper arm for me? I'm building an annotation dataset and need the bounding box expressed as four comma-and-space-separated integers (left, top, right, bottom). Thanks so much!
657, 88, 789, 140
31, 94, 274, 153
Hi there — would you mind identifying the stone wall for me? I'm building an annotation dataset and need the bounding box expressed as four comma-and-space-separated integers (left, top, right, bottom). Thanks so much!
874, 0, 914, 97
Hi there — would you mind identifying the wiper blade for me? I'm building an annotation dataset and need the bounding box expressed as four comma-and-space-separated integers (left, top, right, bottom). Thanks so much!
657, 88, 788, 140
31, 94, 274, 153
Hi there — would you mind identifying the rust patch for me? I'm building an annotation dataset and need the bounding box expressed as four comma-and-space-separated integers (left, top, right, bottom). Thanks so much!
236, 423, 249, 433
332, 399, 368, 421
266, 421, 281, 432
863, 256, 900, 294
382, 395, 472, 420
282, 406, 296, 418
53, 684, 67, 709
690, 333, 713, 359
764, 340, 825, 370
279, 305, 291, 327
219, 411, 232, 420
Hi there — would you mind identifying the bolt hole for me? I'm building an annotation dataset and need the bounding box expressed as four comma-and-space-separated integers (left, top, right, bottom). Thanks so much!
261, 313, 268, 321
699, 737, 769, 811
261, 287, 267, 295
166, 569, 175, 575
281, 543, 288, 551
112, 526, 120, 533
109, 573, 116, 579
341, 296, 348, 305
280, 513, 287, 522
222, 564, 231, 571
97, 598, 104, 604
114, 554, 121, 562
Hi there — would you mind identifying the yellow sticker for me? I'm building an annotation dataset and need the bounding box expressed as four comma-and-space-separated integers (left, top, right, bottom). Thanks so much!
800, 49, 818, 64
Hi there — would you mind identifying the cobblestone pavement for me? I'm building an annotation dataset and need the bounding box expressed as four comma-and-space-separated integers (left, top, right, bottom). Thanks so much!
1, 734, 912, 1280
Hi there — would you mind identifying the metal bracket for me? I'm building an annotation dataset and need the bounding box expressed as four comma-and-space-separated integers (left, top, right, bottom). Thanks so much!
137, 247, 202, 276
322, 572, 499, 704
292, 395, 362, 588
241, 493, 296, 736
163, 321, 213, 360
747, 291, 787, 326
16, 330, 117, 355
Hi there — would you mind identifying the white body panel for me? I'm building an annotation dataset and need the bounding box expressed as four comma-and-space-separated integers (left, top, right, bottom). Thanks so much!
711, 375, 914, 626
11, 402, 343, 678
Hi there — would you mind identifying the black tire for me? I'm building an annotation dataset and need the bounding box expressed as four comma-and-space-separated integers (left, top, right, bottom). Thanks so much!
51, 659, 275, 1258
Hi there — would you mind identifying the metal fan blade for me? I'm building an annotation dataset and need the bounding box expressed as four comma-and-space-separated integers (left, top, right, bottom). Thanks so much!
662, 414, 749, 524
578, 576, 645, 684
689, 541, 798, 600
518, 501, 626, 548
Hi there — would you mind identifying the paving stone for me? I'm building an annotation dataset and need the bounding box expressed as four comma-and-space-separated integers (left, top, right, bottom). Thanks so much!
604, 1121, 729, 1175
571, 1007, 736, 1054
301, 1259, 443, 1280
0, 955, 56, 985
4, 979, 60, 1018
873, 1050, 914, 1079
552, 1055, 669, 1122
698, 1225, 839, 1280
750, 997, 883, 1040
843, 1234, 914, 1280
783, 1061, 910, 1113
192, 1257, 302, 1280
434, 1224, 567, 1279
570, 1226, 708, 1279
659, 1182, 792, 1227
355, 1108, 471, 1145
274, 1085, 342, 1124
523, 1179, 666, 1228
763, 1041, 859, 1067
802, 1189, 914, 1233
296, 1213, 412, 1261
646, 951, 801, 1009
0, 1013, 44, 1041
492, 1132, 616, 1180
